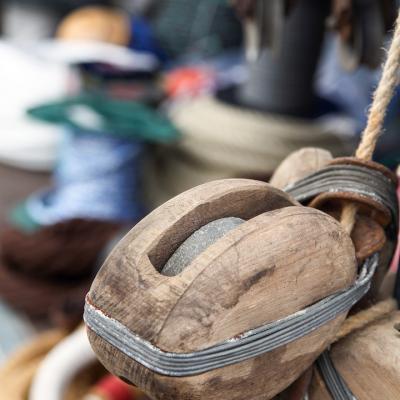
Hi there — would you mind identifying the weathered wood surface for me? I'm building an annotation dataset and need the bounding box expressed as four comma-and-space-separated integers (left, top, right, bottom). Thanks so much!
87, 179, 356, 400
310, 157, 397, 227
309, 310, 400, 400
271, 148, 394, 307
270, 147, 333, 190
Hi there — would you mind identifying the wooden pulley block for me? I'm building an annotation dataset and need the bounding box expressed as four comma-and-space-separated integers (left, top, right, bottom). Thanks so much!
306, 156, 398, 301
270, 147, 333, 191
270, 148, 399, 309
56, 6, 130, 46
309, 157, 397, 228
270, 147, 391, 261
85, 179, 357, 400
309, 310, 400, 399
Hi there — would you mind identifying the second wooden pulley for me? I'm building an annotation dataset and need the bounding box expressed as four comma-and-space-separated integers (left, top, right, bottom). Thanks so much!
85, 179, 361, 400
271, 147, 398, 307
309, 309, 400, 399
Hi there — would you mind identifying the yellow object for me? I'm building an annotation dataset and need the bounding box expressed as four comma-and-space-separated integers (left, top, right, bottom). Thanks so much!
56, 6, 130, 46
0, 329, 66, 400
0, 328, 106, 400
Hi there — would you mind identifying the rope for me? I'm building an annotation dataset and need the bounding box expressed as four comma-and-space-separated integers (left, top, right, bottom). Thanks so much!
1, 219, 121, 280
333, 297, 397, 343
166, 95, 352, 165
0, 329, 66, 400
29, 327, 96, 400
0, 328, 106, 400
0, 260, 88, 327
341, 10, 400, 233
20, 131, 145, 226
317, 298, 397, 400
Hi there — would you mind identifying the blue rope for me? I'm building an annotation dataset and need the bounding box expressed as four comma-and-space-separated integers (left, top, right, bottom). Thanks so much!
23, 130, 146, 225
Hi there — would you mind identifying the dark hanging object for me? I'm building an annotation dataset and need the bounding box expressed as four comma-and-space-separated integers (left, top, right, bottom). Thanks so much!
152, 0, 243, 59
238, 0, 330, 117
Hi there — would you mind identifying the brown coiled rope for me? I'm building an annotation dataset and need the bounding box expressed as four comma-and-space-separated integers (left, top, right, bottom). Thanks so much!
0, 219, 124, 327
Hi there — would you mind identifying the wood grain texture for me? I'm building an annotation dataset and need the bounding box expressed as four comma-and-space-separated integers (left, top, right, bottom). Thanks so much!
309, 311, 400, 400
87, 179, 357, 400
270, 148, 386, 261
271, 148, 394, 307
270, 147, 333, 190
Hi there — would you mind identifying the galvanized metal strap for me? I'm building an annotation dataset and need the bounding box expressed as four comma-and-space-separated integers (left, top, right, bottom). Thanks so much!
285, 163, 399, 239
85, 164, 396, 377
84, 255, 378, 377
316, 351, 357, 400
288, 163, 398, 400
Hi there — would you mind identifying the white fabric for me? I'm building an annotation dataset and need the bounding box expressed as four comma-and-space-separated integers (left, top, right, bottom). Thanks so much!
34, 39, 159, 71
29, 327, 96, 400
0, 120, 61, 171
0, 41, 71, 171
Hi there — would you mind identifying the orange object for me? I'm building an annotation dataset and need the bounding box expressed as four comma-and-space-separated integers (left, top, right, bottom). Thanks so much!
164, 67, 215, 98
56, 6, 130, 46
86, 374, 149, 400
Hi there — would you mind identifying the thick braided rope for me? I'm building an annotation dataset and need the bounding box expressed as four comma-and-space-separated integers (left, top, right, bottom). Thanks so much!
316, 298, 397, 400
333, 298, 397, 343
342, 10, 400, 234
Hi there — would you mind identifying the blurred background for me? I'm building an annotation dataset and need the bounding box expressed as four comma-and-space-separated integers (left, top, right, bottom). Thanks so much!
0, 1, 398, 399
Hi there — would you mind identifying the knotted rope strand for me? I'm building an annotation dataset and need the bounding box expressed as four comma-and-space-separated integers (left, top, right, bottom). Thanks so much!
333, 298, 397, 343
341, 10, 400, 234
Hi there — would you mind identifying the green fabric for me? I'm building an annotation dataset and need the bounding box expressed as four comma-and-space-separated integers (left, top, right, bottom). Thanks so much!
27, 95, 180, 143
10, 203, 40, 233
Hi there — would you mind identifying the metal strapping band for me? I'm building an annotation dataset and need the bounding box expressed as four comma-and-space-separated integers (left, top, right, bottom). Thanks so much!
84, 255, 378, 377
285, 164, 399, 239
288, 164, 398, 400
316, 351, 357, 400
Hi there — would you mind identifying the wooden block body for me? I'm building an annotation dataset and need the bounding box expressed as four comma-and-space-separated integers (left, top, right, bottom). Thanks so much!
271, 148, 396, 307
87, 179, 356, 400
270, 147, 333, 190
309, 310, 400, 400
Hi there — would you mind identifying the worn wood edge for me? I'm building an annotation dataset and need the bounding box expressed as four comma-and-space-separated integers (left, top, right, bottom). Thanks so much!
309, 310, 400, 399
87, 313, 348, 400
270, 147, 333, 190
155, 207, 357, 351
88, 179, 298, 343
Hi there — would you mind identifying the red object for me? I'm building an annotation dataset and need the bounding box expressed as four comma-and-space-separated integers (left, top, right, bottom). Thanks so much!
390, 177, 400, 271
91, 375, 135, 400
164, 67, 215, 98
